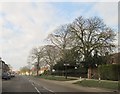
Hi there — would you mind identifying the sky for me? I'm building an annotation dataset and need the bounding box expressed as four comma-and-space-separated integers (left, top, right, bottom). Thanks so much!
0, 1, 118, 70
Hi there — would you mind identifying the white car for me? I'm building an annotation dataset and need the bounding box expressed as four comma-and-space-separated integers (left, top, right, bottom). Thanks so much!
11, 73, 15, 77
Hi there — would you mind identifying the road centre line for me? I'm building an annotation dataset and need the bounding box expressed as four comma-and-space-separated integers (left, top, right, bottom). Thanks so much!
30, 79, 54, 93
27, 77, 54, 93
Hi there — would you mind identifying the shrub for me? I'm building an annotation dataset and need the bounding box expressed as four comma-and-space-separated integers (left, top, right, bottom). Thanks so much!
98, 64, 120, 81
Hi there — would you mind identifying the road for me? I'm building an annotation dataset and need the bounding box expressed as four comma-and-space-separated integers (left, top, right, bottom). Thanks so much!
2, 75, 117, 94
2, 75, 54, 94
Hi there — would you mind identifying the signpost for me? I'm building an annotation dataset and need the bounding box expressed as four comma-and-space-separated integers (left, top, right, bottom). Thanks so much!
64, 63, 70, 79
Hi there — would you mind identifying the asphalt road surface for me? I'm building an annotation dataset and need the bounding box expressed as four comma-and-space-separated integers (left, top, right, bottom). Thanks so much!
2, 75, 117, 94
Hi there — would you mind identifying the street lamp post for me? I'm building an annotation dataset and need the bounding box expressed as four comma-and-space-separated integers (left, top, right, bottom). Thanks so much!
75, 66, 78, 77
28, 62, 31, 76
64, 63, 70, 79
36, 62, 39, 76
0, 57, 2, 94
0, 57, 1, 73
95, 63, 101, 82
0, 57, 2, 77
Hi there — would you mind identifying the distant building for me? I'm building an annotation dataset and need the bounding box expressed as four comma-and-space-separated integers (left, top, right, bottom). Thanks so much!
39, 65, 49, 74
0, 57, 2, 77
0, 59, 10, 73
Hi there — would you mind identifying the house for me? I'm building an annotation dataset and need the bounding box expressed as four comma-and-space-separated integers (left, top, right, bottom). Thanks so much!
88, 52, 120, 79
0, 59, 10, 72
107, 52, 120, 64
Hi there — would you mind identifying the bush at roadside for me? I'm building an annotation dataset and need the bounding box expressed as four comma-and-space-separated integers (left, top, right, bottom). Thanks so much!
98, 64, 120, 81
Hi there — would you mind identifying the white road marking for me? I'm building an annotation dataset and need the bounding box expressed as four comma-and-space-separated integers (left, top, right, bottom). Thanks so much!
35, 87, 41, 93
31, 83, 34, 86
29, 80, 40, 87
29, 79, 41, 94
43, 87, 54, 93
27, 77, 54, 93
48, 89, 54, 93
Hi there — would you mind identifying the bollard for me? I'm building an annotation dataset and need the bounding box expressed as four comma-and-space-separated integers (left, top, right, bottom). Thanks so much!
79, 76, 82, 82
98, 77, 101, 83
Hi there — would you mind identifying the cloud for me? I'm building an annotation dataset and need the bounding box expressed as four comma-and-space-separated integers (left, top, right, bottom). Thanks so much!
0, 2, 65, 70
92, 2, 118, 52
0, 2, 118, 70
1, 2, 81, 70
73, 2, 118, 29
0, 0, 119, 2
93, 2, 118, 28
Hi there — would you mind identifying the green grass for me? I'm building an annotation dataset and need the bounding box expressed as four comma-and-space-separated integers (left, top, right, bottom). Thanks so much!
38, 75, 77, 81
74, 79, 119, 90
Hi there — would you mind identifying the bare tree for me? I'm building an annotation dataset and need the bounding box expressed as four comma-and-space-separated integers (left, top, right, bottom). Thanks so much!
20, 66, 29, 75
27, 56, 32, 76
42, 45, 59, 74
69, 16, 116, 78
47, 25, 73, 62
29, 46, 44, 76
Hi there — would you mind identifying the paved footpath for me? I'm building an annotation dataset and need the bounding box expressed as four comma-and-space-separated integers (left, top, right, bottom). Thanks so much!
49, 76, 118, 92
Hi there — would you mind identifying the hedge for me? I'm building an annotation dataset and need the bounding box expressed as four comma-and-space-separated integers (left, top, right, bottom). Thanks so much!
98, 64, 120, 81
51, 67, 87, 77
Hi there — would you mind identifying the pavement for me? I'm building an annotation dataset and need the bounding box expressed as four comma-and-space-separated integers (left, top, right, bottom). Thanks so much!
37, 77, 114, 92
54, 76, 118, 92
28, 76, 117, 93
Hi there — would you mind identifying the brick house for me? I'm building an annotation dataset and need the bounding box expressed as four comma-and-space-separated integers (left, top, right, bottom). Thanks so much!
107, 52, 120, 64
1, 60, 10, 72
88, 52, 120, 79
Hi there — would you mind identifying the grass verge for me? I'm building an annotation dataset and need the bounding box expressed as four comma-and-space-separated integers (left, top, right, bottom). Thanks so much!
74, 79, 119, 90
38, 75, 77, 81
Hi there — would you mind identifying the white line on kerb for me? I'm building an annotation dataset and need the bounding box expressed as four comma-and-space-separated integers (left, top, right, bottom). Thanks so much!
35, 87, 41, 93
29, 80, 41, 94
43, 87, 54, 93
31, 83, 34, 86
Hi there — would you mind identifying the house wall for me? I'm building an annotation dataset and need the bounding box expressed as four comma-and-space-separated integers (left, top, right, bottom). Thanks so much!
2, 61, 9, 72
108, 52, 120, 64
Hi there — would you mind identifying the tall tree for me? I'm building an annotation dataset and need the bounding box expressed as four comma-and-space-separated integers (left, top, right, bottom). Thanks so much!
69, 16, 116, 78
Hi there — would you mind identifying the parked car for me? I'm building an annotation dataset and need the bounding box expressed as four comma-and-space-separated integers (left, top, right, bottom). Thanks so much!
2, 72, 11, 80
11, 72, 15, 77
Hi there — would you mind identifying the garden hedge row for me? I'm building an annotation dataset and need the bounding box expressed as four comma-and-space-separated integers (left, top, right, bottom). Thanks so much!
98, 64, 120, 81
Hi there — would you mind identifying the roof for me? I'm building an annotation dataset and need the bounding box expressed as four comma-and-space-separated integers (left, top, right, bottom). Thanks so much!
109, 52, 120, 64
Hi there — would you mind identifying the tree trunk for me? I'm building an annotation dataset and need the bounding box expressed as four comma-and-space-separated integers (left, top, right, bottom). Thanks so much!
36, 57, 40, 76
37, 69, 39, 76
88, 67, 92, 79
50, 65, 53, 75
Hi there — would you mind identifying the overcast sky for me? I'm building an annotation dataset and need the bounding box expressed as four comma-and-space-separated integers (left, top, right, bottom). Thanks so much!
0, 1, 118, 70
